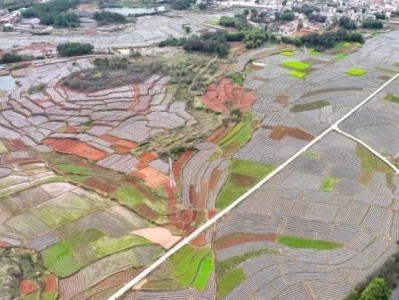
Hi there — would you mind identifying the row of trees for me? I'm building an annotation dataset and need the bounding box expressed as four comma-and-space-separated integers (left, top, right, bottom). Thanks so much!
362, 19, 383, 29
21, 0, 80, 28
0, 53, 22, 64
281, 29, 364, 51
93, 11, 126, 25
339, 16, 384, 30
56, 42, 93, 57
159, 31, 229, 57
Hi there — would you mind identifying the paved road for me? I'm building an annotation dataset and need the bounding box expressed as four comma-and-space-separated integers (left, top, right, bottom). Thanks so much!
108, 73, 399, 300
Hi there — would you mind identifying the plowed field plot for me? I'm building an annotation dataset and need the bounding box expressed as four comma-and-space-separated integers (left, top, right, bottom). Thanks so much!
340, 76, 399, 164
0, 164, 167, 299
124, 131, 399, 300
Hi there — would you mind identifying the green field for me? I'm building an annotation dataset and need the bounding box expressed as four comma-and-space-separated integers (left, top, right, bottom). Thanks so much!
228, 72, 244, 86
288, 70, 306, 78
111, 185, 146, 207
335, 53, 345, 59
282, 60, 310, 70
41, 242, 81, 277
356, 144, 393, 188
346, 68, 366, 76
217, 269, 245, 299
290, 100, 330, 113
384, 93, 399, 104
303, 151, 320, 159
320, 176, 340, 192
280, 51, 294, 56
218, 113, 252, 149
192, 253, 214, 291
65, 228, 105, 248
334, 41, 350, 49
170, 245, 213, 288
92, 235, 150, 258
41, 292, 58, 300
277, 235, 342, 250
207, 19, 220, 25
216, 248, 277, 279
216, 160, 275, 209
55, 164, 94, 175
308, 50, 321, 56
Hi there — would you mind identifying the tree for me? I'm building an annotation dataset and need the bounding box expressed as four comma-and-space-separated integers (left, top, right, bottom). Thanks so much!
93, 11, 126, 24
362, 19, 383, 29
359, 278, 391, 300
0, 53, 22, 64
339, 16, 356, 30
375, 13, 386, 20
57, 42, 93, 57
171, 0, 192, 10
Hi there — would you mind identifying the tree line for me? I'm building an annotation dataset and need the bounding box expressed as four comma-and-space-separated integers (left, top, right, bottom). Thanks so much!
21, 0, 80, 28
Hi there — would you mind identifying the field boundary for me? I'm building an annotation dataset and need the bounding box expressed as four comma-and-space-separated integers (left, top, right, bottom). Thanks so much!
108, 73, 399, 300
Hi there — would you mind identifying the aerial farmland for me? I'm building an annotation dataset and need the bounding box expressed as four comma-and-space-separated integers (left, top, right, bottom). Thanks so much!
1, 0, 399, 299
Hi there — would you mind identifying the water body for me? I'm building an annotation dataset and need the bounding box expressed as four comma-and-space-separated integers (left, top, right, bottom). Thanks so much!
104, 6, 166, 16
0, 75, 16, 91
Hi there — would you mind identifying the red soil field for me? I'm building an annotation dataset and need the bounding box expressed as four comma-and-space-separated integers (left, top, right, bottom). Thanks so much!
83, 177, 117, 194
101, 135, 137, 154
0, 240, 11, 248
19, 279, 39, 296
44, 138, 107, 161
172, 151, 194, 180
265, 125, 314, 141
191, 233, 206, 247
207, 126, 233, 143
216, 233, 278, 251
43, 274, 58, 292
200, 78, 256, 113
64, 127, 80, 133
139, 152, 157, 163
134, 166, 169, 188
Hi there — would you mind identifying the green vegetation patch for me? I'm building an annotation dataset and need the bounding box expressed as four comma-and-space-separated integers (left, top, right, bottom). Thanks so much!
55, 164, 94, 175
346, 68, 366, 76
218, 113, 252, 149
334, 41, 350, 49
92, 235, 150, 258
336, 53, 346, 59
216, 160, 275, 209
288, 70, 306, 78
228, 72, 244, 86
111, 185, 146, 208
277, 235, 343, 250
192, 253, 214, 291
217, 269, 245, 299
207, 19, 220, 25
280, 51, 294, 56
216, 248, 278, 279
356, 144, 393, 188
170, 245, 213, 289
303, 151, 320, 160
41, 292, 58, 300
290, 100, 330, 113
282, 60, 310, 70
320, 176, 340, 192
308, 50, 321, 56
65, 228, 105, 249
384, 93, 399, 104
41, 241, 81, 277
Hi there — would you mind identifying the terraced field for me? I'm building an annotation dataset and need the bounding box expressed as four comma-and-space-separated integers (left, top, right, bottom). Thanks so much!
1, 22, 399, 300
123, 131, 399, 299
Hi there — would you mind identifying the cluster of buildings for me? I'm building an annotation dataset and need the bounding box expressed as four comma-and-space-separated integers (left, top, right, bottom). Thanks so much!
221, 0, 399, 35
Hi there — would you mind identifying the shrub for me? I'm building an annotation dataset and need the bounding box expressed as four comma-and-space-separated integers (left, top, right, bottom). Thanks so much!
359, 278, 391, 300
57, 42, 93, 57
93, 11, 126, 24
362, 19, 383, 29
0, 53, 23, 64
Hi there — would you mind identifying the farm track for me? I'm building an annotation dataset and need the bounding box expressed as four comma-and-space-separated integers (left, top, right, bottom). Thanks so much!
109, 72, 399, 300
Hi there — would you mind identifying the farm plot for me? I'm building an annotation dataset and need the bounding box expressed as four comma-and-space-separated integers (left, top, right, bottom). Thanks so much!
236, 30, 399, 169
0, 163, 170, 299
125, 131, 399, 300
339, 76, 399, 162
